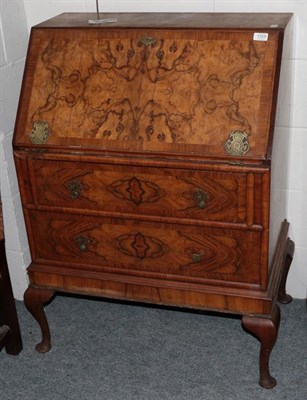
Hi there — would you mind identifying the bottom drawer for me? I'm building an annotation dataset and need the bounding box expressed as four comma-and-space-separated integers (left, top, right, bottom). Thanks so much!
27, 210, 262, 286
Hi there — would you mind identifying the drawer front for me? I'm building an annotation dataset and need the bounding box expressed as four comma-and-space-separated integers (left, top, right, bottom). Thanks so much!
29, 160, 247, 223
28, 210, 261, 286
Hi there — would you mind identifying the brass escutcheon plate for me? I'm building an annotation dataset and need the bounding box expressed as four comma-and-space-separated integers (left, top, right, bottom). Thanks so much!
138, 36, 157, 47
224, 131, 250, 156
29, 121, 50, 144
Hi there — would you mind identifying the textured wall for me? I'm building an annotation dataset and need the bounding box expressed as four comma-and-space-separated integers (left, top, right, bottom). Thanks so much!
1, 0, 306, 299
0, 0, 31, 299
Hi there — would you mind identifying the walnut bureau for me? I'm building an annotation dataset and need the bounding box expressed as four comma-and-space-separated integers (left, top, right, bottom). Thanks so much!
13, 13, 294, 388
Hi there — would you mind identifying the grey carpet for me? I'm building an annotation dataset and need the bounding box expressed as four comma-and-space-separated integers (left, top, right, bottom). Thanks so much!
0, 296, 306, 400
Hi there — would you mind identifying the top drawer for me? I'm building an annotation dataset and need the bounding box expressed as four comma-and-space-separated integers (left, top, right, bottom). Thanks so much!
26, 159, 250, 224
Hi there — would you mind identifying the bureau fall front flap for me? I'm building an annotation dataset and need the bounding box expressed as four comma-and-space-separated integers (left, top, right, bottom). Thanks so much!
13, 13, 287, 161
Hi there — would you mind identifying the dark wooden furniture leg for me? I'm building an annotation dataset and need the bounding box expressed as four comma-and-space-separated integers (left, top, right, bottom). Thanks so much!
278, 238, 294, 304
242, 304, 280, 389
0, 239, 23, 355
24, 286, 55, 353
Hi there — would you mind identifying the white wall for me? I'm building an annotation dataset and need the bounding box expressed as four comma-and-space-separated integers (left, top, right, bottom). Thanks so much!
1, 0, 306, 299
0, 0, 31, 299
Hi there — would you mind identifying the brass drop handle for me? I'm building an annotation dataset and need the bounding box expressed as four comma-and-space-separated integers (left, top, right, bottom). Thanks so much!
67, 180, 83, 200
191, 251, 204, 263
75, 236, 91, 252
193, 189, 209, 209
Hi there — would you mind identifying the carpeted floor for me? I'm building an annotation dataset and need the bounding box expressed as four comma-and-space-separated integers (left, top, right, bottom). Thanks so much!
0, 295, 306, 400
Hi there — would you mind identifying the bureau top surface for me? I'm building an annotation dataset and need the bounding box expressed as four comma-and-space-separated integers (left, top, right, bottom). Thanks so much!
35, 12, 292, 30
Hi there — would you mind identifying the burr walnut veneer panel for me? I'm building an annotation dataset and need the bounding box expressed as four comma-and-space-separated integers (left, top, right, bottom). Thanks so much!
19, 30, 278, 159
26, 159, 254, 224
27, 210, 263, 287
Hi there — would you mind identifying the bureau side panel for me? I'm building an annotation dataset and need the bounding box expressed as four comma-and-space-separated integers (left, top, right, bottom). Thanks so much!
268, 25, 291, 269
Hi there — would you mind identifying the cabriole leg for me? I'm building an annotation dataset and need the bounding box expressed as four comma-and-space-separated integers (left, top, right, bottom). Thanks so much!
24, 287, 55, 353
278, 238, 294, 304
242, 304, 280, 389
